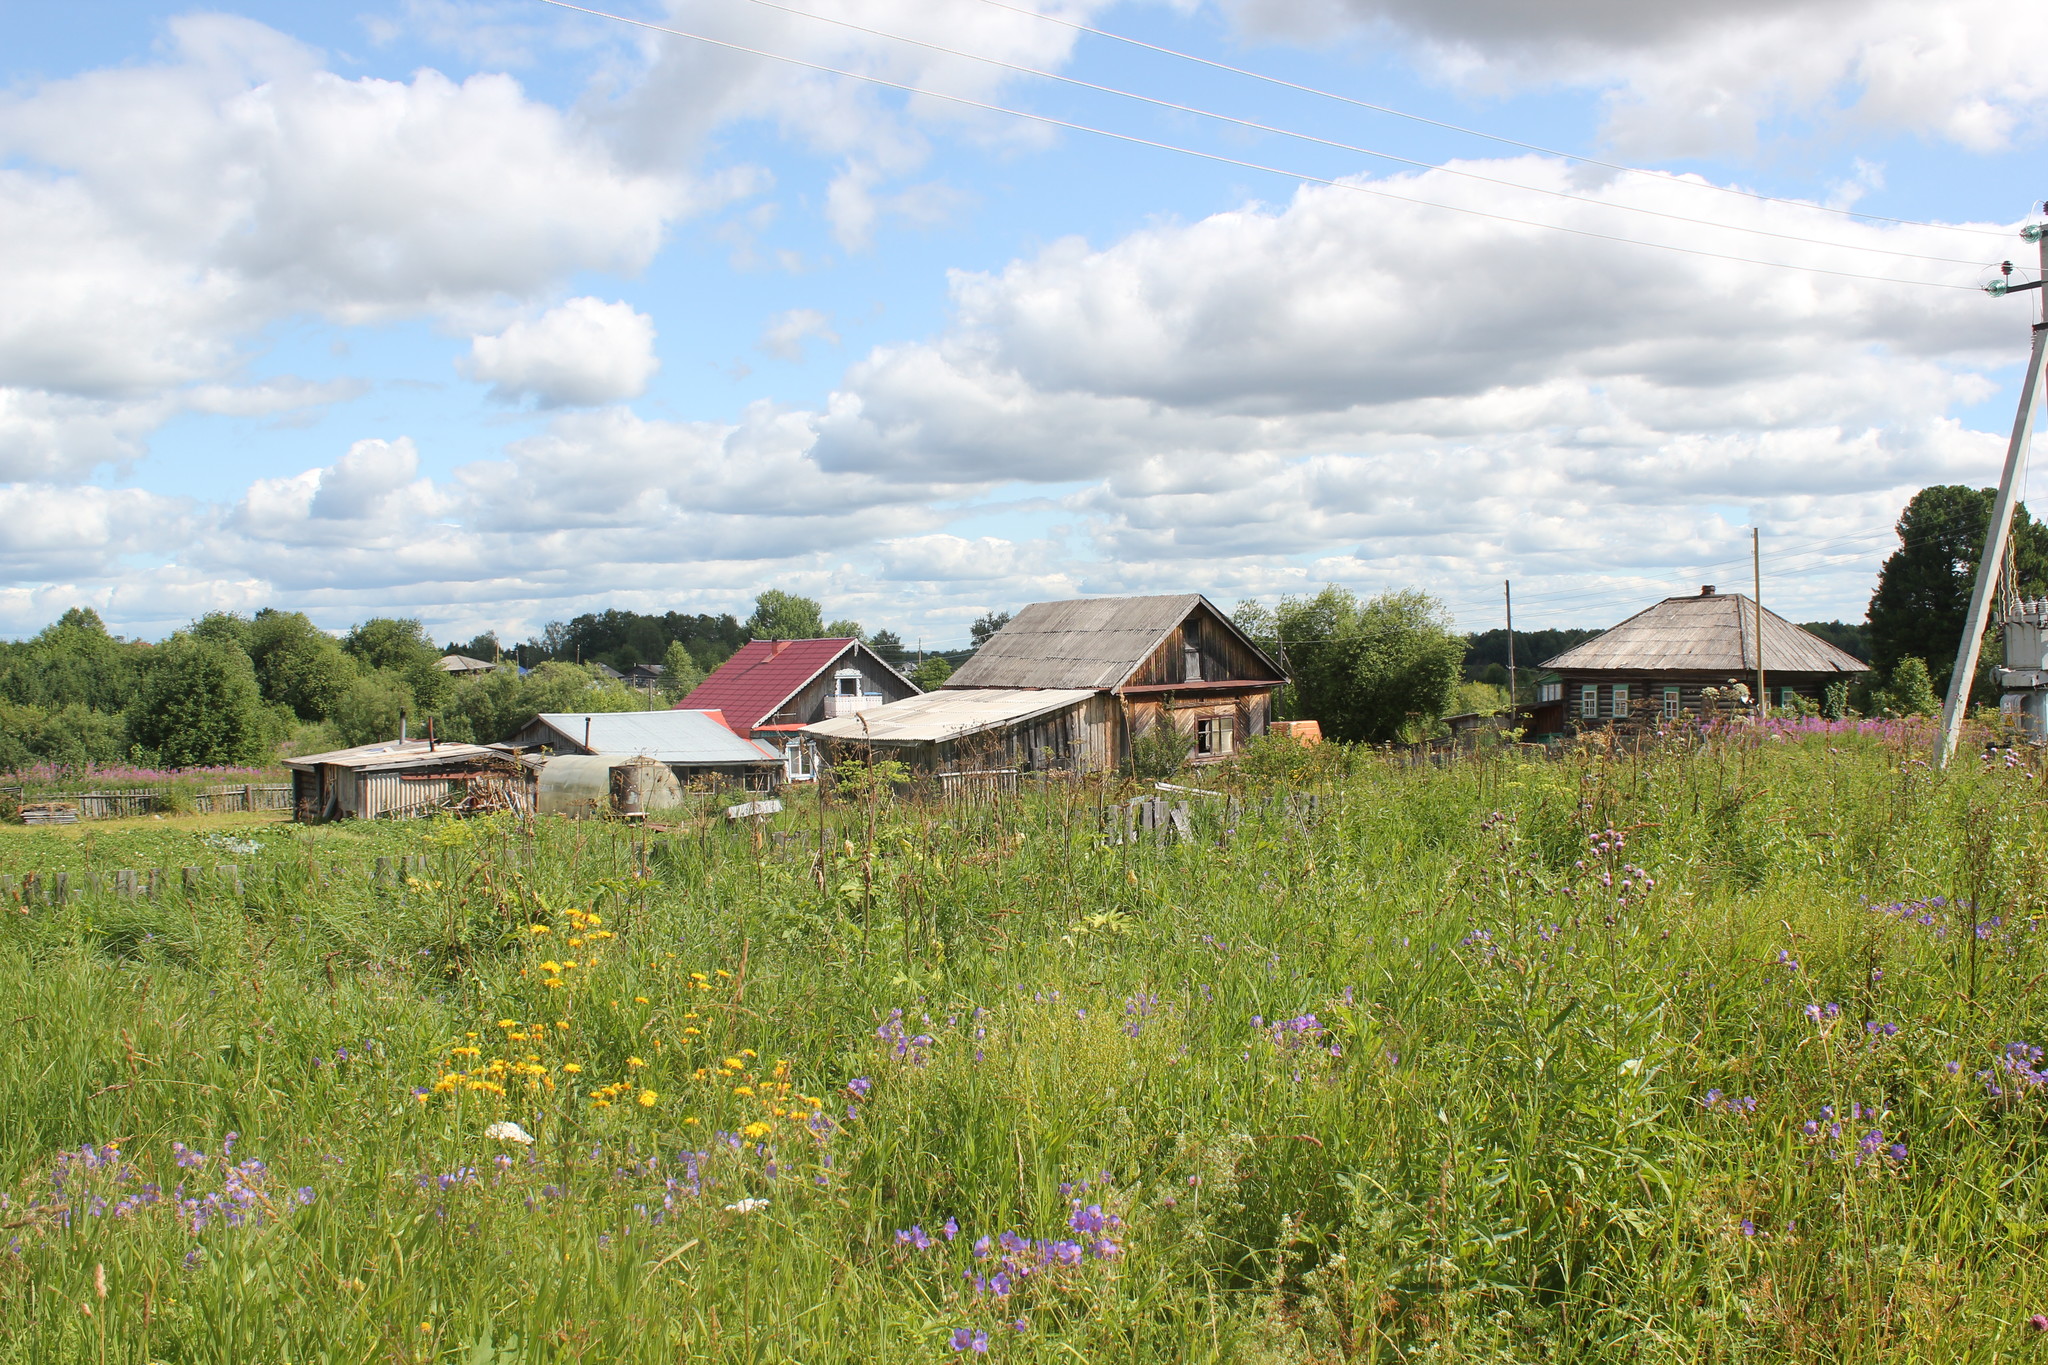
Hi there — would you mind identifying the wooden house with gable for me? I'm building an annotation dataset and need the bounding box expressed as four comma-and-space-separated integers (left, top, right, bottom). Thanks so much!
1541, 585, 1867, 728
805, 594, 1285, 774
677, 637, 919, 782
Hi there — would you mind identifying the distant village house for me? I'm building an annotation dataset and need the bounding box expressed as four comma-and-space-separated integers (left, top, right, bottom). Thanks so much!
677, 638, 920, 782
1537, 585, 1867, 731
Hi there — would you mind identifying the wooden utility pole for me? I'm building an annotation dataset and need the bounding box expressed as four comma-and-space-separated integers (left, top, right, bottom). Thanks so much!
1753, 529, 1766, 715
1936, 216, 2048, 767
1504, 580, 1517, 709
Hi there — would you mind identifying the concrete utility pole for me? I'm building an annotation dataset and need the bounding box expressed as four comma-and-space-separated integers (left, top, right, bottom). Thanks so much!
1504, 580, 1517, 709
1753, 529, 1766, 715
1936, 214, 2048, 768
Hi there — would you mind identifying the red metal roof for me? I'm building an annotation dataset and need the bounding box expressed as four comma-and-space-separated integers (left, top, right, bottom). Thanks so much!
676, 639, 855, 731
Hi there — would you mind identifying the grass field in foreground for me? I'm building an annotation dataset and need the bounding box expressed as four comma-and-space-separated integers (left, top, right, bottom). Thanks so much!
4, 726, 2048, 1362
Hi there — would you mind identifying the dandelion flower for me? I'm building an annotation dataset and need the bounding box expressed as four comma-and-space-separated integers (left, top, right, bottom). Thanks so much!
733, 1086, 754, 1097
638, 1090, 658, 1108
634, 996, 649, 1004
562, 1063, 582, 1074
627, 1056, 646, 1069
742, 1122, 773, 1140
528, 925, 549, 935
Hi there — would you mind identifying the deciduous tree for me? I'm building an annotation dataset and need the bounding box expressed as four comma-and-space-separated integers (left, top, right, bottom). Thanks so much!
1246, 586, 1465, 743
1867, 485, 2048, 697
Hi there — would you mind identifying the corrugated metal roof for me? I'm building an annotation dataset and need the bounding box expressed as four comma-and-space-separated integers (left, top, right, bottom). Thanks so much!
804, 688, 1096, 744
529, 711, 780, 765
285, 740, 503, 772
1542, 592, 1868, 674
947, 594, 1278, 690
678, 638, 865, 731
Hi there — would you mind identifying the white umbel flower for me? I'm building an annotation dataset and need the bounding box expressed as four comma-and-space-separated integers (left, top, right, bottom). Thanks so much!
723, 1198, 770, 1214
484, 1121, 535, 1145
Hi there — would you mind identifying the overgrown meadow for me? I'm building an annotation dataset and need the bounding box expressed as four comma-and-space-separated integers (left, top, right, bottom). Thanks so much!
5, 727, 2048, 1362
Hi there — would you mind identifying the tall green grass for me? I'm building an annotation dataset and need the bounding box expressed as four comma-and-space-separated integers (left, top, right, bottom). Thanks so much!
3, 729, 2048, 1361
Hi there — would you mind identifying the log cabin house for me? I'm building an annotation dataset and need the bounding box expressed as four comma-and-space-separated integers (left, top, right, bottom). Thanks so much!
804, 594, 1285, 775
1539, 585, 1867, 730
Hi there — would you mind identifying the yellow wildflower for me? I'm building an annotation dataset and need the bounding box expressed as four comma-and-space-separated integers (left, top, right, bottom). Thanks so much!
562, 1063, 583, 1074
543, 981, 563, 989
637, 1090, 657, 1108
689, 972, 708, 982
741, 1121, 772, 1140
733, 1086, 754, 1097
634, 996, 649, 1004
587, 914, 603, 926
497, 1019, 517, 1028
566, 938, 584, 948
716, 969, 731, 979
683, 1027, 701, 1036
627, 1056, 646, 1068
742, 1049, 757, 1059
556, 1020, 570, 1030
527, 925, 549, 935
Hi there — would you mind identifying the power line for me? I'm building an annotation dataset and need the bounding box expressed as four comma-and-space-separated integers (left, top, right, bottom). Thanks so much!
536, 0, 1984, 292
709, 0, 1993, 269
965, 0, 2019, 241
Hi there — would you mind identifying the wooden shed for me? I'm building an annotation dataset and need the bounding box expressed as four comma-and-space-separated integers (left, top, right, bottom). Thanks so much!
286, 740, 531, 822
808, 594, 1284, 775
1542, 586, 1867, 728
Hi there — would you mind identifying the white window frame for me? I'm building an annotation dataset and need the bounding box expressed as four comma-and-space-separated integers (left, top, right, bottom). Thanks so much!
834, 670, 861, 698
1612, 684, 1630, 717
1196, 715, 1234, 755
1580, 685, 1599, 719
1780, 686, 1798, 710
784, 739, 813, 780
1662, 687, 1681, 719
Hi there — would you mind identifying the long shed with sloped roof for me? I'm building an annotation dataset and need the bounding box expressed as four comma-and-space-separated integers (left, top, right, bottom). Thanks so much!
1541, 586, 1867, 727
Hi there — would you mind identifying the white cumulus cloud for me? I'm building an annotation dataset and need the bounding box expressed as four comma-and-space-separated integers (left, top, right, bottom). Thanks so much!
462, 299, 660, 407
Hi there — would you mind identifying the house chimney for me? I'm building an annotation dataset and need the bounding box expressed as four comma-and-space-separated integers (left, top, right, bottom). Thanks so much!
428, 717, 437, 753
1700, 585, 1716, 596
399, 708, 408, 743
584, 716, 592, 752
770, 639, 790, 657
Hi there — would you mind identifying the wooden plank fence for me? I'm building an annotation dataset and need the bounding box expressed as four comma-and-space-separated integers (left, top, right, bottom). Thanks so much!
935, 769, 1021, 799
0, 853, 444, 906
192, 784, 293, 815
8, 782, 292, 822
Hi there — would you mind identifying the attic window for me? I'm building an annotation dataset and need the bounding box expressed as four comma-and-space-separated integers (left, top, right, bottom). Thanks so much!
835, 670, 861, 697
1184, 642, 1203, 683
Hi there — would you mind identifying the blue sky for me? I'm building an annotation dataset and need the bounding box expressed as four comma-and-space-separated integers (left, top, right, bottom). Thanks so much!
3, 0, 2044, 648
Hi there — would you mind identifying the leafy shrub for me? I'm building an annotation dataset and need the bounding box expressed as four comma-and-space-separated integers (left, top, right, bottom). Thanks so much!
1130, 717, 1193, 780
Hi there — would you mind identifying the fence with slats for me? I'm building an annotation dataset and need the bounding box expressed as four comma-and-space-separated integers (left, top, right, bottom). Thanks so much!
935, 769, 1020, 799
191, 783, 293, 815
76, 790, 164, 819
